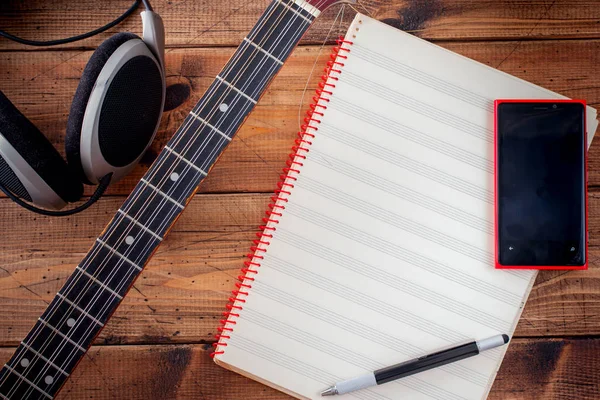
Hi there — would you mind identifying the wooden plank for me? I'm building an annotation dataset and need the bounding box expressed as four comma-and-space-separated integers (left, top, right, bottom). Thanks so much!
0, 194, 267, 347
2, 0, 600, 52
0, 339, 598, 399
0, 45, 324, 196
1, 192, 600, 347
491, 338, 600, 400
1, 40, 599, 197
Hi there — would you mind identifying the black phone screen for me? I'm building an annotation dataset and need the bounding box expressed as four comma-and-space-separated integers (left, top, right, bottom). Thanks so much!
497, 102, 586, 266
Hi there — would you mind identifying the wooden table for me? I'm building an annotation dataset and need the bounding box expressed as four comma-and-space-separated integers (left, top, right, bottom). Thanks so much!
1, 1, 599, 398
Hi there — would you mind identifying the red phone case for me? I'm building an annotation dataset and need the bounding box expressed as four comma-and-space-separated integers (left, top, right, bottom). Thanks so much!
494, 99, 588, 270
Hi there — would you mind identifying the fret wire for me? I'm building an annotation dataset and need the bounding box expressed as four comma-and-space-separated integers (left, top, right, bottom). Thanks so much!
95, 239, 143, 272
37, 319, 86, 353
79, 0, 312, 304
171, 130, 228, 175
167, 117, 233, 181
0, 3, 316, 396
188, 0, 284, 119
172, 3, 312, 166
64, 152, 198, 324
145, 1, 308, 202
75, 12, 296, 332
103, 3, 304, 268
186, 85, 256, 145
131, 155, 206, 219
93, 192, 183, 293
49, 232, 140, 351
74, 267, 123, 300
14, 260, 132, 393
189, 111, 233, 141
2, 365, 53, 400
181, 2, 290, 131
246, 0, 312, 60
24, 88, 239, 400
214, 75, 258, 104
116, 210, 164, 241
140, 179, 186, 209
243, 37, 284, 65
98, 1, 312, 274
96, 1, 312, 256
217, 45, 281, 101
164, 146, 208, 176
61, 0, 308, 342
119, 187, 184, 236
221, 9, 307, 109
12, 181, 181, 399
173, 56, 284, 168
55, 294, 104, 328
20, 343, 70, 377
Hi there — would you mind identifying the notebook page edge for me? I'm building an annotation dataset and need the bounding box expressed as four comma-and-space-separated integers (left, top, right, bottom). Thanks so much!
213, 13, 598, 400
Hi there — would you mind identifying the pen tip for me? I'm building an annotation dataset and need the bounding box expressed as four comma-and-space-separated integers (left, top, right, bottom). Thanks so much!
321, 386, 337, 396
502, 334, 510, 344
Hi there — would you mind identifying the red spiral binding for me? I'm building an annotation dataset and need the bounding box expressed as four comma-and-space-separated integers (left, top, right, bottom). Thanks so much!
211, 36, 353, 358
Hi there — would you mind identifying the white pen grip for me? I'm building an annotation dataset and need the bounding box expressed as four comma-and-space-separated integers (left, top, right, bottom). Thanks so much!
336, 372, 377, 395
477, 335, 506, 352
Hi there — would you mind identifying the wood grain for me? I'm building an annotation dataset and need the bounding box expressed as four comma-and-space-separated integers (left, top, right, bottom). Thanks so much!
0, 339, 598, 400
0, 194, 267, 347
1, 40, 599, 198
2, 0, 600, 52
2, 1, 600, 398
2, 192, 600, 347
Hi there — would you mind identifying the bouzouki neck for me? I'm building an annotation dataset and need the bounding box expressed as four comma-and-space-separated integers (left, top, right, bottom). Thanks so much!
0, 0, 350, 398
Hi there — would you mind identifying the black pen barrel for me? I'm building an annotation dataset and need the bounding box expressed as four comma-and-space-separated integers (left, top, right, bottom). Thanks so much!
374, 342, 479, 385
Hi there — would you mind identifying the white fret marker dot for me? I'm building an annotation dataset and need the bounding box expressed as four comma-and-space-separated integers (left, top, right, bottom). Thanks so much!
170, 172, 180, 182
20, 358, 29, 368
219, 103, 229, 112
67, 318, 76, 327
125, 236, 134, 245
45, 376, 54, 385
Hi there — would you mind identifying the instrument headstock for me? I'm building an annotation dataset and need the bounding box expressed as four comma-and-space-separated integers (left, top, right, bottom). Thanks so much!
305, 0, 357, 12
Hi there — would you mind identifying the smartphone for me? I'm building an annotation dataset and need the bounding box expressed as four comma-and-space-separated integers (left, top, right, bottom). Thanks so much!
495, 99, 587, 270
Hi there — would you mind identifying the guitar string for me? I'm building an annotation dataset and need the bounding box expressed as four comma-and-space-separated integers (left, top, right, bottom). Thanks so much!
4, 0, 330, 396
13, 0, 338, 394
297, 2, 347, 128
10, 6, 306, 395
10, 1, 311, 396
5, 0, 316, 395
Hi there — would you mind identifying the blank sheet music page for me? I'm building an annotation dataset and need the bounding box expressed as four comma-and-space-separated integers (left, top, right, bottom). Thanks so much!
215, 14, 598, 400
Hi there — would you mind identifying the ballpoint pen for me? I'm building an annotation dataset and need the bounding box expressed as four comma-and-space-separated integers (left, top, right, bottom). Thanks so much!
321, 334, 509, 396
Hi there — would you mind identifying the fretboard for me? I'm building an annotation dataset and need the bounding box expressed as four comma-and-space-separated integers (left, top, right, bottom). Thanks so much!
0, 1, 317, 398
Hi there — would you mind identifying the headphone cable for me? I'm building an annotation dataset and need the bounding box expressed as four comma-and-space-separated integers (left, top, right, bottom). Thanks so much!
0, 0, 151, 47
0, 174, 112, 216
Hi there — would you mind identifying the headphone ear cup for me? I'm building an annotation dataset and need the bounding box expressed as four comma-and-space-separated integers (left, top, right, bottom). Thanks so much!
66, 32, 164, 185
66, 32, 139, 184
0, 91, 83, 209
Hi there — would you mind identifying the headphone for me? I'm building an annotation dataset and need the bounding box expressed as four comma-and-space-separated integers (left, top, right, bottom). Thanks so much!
0, 0, 165, 216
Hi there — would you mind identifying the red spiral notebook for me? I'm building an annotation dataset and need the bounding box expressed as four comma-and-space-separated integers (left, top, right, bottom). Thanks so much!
212, 14, 598, 400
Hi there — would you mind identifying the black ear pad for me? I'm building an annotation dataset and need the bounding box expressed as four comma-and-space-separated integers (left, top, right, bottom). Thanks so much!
65, 32, 139, 184
0, 90, 83, 203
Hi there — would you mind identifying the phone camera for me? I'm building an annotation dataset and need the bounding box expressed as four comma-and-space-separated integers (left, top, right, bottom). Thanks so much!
552, 104, 557, 109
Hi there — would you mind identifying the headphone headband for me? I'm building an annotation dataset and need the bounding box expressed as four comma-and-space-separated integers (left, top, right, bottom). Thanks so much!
141, 10, 165, 69
0, 0, 165, 216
